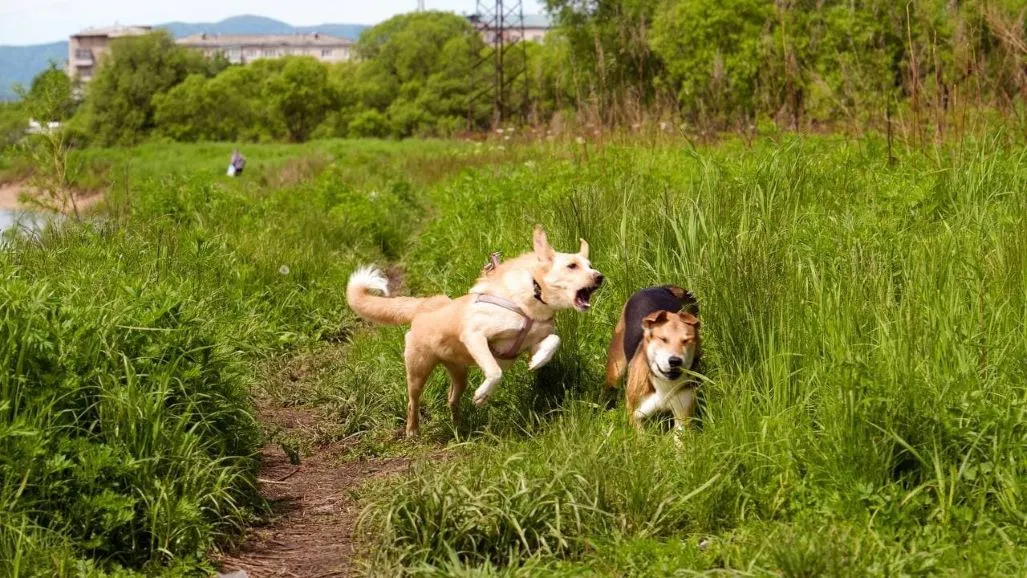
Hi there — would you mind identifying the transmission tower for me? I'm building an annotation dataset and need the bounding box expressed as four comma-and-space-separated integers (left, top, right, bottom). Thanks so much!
468, 0, 529, 130
417, 0, 426, 11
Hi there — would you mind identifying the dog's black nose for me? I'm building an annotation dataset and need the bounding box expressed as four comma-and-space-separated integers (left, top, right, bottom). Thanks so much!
668, 356, 683, 368
594, 273, 604, 286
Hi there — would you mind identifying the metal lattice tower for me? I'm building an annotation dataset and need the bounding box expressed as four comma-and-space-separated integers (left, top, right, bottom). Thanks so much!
468, 0, 529, 130
417, 0, 426, 11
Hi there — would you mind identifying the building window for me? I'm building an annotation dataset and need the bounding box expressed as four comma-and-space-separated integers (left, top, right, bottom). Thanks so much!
74, 49, 92, 60
321, 49, 333, 57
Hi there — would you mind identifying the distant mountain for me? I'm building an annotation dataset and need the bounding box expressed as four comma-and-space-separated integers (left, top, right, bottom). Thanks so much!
0, 42, 67, 100
161, 15, 368, 40
0, 15, 368, 101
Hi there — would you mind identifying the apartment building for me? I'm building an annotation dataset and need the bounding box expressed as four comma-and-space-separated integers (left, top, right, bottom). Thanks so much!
470, 13, 551, 44
67, 24, 152, 82
176, 33, 354, 64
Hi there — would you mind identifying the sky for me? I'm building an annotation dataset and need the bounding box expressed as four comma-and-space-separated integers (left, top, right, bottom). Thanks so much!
0, 0, 544, 46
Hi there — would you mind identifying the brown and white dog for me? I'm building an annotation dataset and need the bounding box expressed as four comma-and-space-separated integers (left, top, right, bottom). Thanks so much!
605, 286, 701, 430
346, 226, 603, 437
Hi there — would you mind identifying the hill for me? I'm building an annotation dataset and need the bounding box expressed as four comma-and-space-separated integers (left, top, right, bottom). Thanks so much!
0, 42, 68, 100
160, 15, 367, 40
0, 15, 368, 100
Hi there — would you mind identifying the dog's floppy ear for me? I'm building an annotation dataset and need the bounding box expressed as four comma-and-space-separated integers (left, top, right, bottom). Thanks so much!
642, 310, 669, 330
679, 312, 700, 329
533, 225, 555, 263
579, 238, 590, 259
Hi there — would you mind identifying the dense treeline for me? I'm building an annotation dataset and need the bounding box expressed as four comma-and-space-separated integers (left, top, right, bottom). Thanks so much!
20, 1, 1027, 144
61, 14, 492, 145
547, 0, 1027, 134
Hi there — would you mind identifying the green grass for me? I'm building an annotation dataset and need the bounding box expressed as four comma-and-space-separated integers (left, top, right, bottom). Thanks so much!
2, 135, 1026, 575
0, 139, 517, 576
343, 136, 1027, 575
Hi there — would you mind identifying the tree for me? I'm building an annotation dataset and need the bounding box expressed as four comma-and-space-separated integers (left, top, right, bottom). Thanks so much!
21, 62, 76, 121
651, 0, 771, 128
153, 66, 264, 142
263, 57, 338, 142
544, 0, 664, 123
353, 11, 484, 136
75, 31, 217, 145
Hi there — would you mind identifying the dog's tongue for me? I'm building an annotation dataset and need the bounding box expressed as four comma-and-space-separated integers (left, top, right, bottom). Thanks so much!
575, 288, 593, 310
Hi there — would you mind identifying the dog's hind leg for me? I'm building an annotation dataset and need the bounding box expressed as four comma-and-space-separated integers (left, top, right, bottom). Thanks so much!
404, 333, 436, 438
443, 362, 468, 428
604, 313, 627, 389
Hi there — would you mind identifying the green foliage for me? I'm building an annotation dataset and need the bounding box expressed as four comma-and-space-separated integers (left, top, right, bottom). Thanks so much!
40, 0, 1027, 143
651, 0, 770, 125
75, 32, 220, 146
353, 12, 485, 137
6, 129, 1027, 575
0, 267, 260, 572
347, 109, 389, 138
70, 12, 485, 144
545, 0, 665, 118
153, 67, 264, 142
309, 137, 1027, 575
0, 139, 472, 575
0, 101, 26, 150
20, 62, 77, 122
263, 57, 339, 142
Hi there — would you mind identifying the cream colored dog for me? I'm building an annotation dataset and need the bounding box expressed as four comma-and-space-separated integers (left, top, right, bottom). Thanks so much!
346, 226, 603, 437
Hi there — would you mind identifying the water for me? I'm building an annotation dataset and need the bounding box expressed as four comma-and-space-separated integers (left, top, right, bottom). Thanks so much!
0, 209, 51, 238
0, 209, 20, 233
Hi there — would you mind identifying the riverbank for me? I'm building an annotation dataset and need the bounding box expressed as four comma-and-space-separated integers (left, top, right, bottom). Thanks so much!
0, 180, 103, 212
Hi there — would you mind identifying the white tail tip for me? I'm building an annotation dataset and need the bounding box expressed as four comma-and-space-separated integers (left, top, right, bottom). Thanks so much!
348, 265, 389, 296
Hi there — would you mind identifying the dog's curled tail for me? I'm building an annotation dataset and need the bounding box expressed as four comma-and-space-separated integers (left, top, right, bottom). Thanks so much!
346, 265, 425, 325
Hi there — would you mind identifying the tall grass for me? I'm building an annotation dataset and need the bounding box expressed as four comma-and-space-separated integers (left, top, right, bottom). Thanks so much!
347, 136, 1027, 574
4, 134, 1025, 575
0, 139, 499, 575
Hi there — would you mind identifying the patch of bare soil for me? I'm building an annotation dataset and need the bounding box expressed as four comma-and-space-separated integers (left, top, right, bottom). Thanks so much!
0, 180, 103, 212
217, 405, 409, 578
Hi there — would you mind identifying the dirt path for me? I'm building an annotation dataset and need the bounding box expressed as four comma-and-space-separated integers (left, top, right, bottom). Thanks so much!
0, 180, 103, 211
216, 406, 408, 578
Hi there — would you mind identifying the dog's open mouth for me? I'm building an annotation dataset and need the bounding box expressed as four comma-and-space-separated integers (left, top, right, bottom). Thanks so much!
574, 285, 599, 311
662, 368, 683, 380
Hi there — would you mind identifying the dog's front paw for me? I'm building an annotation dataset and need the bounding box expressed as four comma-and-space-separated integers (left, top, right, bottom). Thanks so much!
473, 373, 502, 407
528, 335, 560, 371
472, 384, 493, 406
672, 425, 686, 448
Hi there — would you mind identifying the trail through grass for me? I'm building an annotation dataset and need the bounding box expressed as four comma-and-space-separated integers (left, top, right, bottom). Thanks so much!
2, 135, 1025, 576
0, 139, 518, 576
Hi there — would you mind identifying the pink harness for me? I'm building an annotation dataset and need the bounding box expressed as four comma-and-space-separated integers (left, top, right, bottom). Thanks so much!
474, 294, 541, 360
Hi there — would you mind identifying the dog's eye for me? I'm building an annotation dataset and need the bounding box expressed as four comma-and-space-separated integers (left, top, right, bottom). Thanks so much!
660, 337, 668, 344
567, 263, 578, 270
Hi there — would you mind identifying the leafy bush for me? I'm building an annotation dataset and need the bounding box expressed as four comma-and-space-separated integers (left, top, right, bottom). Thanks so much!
0, 247, 260, 574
